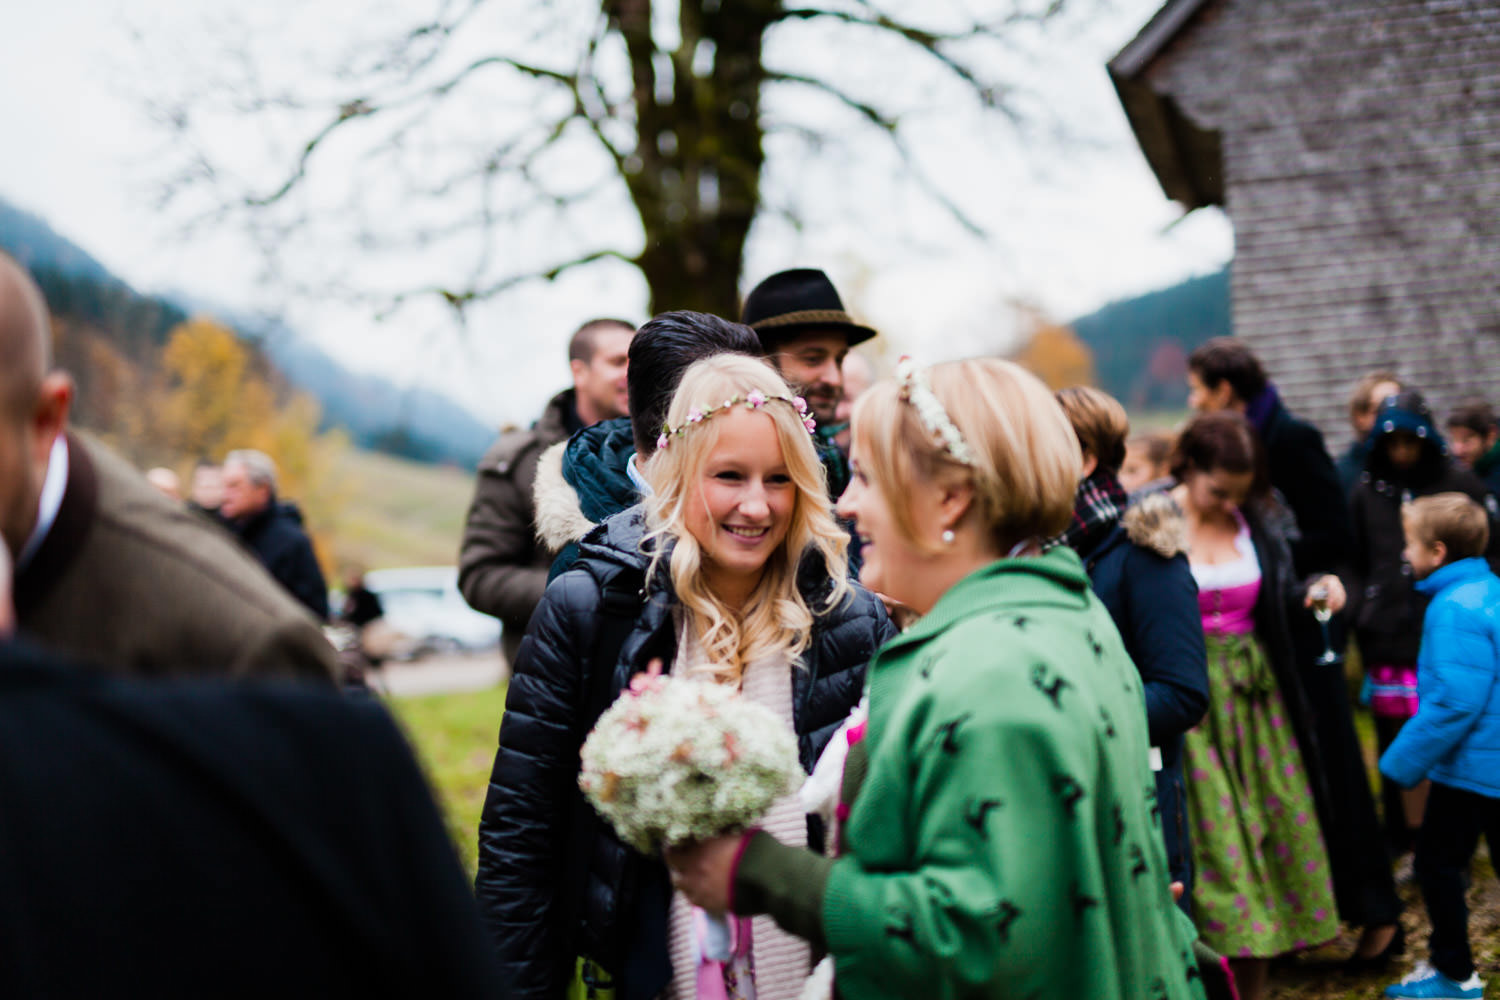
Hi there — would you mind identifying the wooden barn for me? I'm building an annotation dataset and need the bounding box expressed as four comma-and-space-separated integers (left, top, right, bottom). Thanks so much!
1109, 0, 1500, 447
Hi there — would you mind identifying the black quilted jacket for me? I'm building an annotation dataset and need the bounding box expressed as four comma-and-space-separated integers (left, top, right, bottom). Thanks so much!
473, 506, 894, 1000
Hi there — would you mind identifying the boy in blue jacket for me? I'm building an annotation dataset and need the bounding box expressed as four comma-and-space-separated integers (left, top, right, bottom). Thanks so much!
1381, 493, 1500, 1000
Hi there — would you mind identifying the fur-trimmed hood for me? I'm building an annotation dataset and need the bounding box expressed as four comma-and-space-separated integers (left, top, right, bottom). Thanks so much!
1120, 490, 1189, 559
533, 416, 639, 556
533, 441, 594, 554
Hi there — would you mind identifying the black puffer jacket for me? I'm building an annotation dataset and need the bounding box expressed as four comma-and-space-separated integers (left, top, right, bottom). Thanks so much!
474, 506, 894, 1000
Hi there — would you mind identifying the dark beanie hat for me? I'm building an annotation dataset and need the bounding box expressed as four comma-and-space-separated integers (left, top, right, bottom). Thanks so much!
740, 268, 878, 352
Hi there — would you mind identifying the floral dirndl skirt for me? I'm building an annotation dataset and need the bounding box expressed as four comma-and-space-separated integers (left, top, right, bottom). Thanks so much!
1183, 630, 1339, 958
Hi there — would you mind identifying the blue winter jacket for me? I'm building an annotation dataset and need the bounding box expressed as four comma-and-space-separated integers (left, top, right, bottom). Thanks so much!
1379, 557, 1500, 795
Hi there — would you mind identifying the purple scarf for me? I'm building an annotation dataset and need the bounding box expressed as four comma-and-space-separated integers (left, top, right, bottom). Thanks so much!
1244, 383, 1281, 437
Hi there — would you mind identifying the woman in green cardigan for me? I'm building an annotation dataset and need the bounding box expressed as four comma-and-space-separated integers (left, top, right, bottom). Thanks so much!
669, 357, 1208, 999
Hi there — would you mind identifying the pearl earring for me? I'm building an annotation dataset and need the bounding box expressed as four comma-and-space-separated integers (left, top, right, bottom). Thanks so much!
941, 529, 955, 545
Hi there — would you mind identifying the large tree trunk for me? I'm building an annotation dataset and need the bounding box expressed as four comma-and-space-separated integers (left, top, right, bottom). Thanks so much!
611, 0, 774, 318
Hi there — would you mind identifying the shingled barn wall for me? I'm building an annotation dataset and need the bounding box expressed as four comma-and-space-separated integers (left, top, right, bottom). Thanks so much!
1139, 0, 1500, 449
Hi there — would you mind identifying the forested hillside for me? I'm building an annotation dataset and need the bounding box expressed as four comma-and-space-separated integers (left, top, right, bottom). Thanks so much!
1070, 267, 1231, 410
0, 197, 493, 467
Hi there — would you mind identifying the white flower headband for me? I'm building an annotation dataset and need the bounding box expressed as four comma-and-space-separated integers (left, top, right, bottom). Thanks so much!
656, 389, 816, 451
895, 355, 976, 466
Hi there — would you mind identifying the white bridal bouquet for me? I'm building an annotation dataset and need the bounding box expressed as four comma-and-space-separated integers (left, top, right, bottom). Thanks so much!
578, 671, 803, 854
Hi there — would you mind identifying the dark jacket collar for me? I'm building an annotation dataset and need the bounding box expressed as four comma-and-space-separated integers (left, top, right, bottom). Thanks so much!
231, 498, 303, 543
14, 431, 97, 619
541, 387, 584, 440
232, 499, 276, 540
577, 504, 655, 578
1475, 439, 1500, 479
563, 418, 639, 525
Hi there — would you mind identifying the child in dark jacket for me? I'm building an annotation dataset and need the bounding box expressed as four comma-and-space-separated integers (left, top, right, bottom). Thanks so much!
1345, 390, 1498, 853
1379, 494, 1500, 1000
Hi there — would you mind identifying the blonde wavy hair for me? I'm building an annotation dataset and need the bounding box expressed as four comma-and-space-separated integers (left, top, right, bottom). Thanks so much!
852, 357, 1081, 555
643, 354, 850, 684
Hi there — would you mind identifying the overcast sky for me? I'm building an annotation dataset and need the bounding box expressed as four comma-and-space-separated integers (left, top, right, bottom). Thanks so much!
2, 0, 1233, 429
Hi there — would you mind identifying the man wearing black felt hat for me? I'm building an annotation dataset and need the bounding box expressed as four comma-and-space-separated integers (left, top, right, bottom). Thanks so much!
741, 268, 878, 431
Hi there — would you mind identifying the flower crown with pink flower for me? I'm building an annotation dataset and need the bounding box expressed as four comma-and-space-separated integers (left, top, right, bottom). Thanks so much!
656, 389, 816, 451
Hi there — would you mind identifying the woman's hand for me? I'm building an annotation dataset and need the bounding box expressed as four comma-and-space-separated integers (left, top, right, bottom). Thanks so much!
664, 834, 744, 914
1303, 574, 1347, 615
876, 592, 920, 631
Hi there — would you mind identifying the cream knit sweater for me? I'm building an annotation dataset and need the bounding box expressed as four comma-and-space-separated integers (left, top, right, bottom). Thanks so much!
663, 615, 811, 1000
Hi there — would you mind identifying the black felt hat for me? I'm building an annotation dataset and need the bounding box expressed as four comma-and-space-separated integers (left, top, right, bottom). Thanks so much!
740, 268, 878, 350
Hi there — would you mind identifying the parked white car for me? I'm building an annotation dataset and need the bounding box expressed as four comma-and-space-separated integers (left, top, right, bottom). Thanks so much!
360, 566, 500, 658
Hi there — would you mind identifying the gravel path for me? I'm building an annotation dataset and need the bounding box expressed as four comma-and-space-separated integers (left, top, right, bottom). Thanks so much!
369, 650, 508, 697
1269, 850, 1498, 998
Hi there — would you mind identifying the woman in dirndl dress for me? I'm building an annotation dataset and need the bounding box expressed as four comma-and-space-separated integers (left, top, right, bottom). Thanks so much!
1170, 412, 1343, 1000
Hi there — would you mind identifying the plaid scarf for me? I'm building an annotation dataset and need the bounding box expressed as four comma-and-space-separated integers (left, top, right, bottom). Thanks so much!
1045, 470, 1129, 557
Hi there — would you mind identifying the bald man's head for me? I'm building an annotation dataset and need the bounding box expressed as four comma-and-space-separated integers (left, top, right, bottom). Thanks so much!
0, 254, 50, 419
833, 351, 876, 449
0, 254, 71, 563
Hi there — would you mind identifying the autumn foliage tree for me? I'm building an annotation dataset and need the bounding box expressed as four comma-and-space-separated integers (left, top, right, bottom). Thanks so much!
154, 317, 348, 570
157, 318, 277, 464
1012, 318, 1096, 391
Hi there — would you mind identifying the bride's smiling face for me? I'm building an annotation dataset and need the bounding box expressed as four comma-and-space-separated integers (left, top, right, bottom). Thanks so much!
683, 407, 794, 596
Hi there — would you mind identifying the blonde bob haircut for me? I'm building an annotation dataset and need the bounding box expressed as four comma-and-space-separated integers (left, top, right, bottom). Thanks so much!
643, 353, 850, 683
852, 357, 1082, 555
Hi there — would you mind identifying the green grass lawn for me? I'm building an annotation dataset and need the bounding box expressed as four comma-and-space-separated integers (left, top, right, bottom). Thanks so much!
386, 684, 507, 878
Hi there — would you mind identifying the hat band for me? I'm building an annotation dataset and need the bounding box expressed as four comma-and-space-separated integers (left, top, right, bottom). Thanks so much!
750, 309, 858, 331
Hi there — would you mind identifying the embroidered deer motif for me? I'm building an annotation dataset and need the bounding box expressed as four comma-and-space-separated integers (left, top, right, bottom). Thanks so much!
1030, 664, 1071, 710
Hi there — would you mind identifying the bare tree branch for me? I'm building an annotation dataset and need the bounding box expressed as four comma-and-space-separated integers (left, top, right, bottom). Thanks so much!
137, 0, 1094, 323
766, 70, 985, 237
377, 247, 638, 320
241, 51, 580, 208
353, 0, 488, 80
776, 6, 1023, 110
242, 99, 379, 208
764, 70, 900, 131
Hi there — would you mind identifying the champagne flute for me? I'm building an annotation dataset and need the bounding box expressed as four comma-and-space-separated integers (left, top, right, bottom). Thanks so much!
1308, 582, 1340, 665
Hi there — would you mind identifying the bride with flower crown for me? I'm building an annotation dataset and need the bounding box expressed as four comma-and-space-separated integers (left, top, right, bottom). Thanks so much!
474, 351, 894, 1000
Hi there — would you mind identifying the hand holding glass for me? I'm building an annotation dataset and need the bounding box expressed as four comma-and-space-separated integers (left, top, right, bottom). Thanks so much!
1307, 581, 1340, 665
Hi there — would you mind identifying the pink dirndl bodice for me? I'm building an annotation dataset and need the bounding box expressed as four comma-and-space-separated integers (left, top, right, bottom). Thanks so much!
1190, 514, 1261, 636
